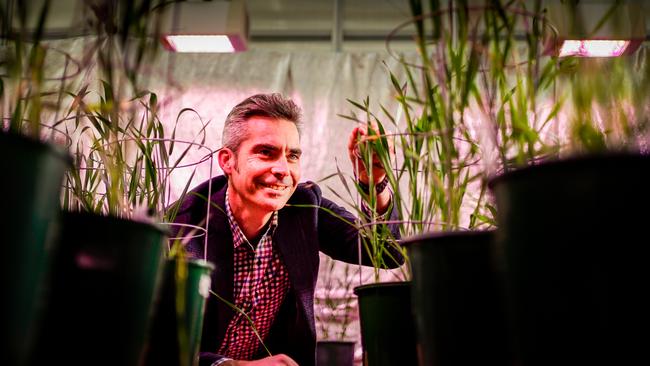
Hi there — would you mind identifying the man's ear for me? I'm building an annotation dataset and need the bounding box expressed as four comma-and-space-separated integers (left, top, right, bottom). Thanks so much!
218, 148, 235, 174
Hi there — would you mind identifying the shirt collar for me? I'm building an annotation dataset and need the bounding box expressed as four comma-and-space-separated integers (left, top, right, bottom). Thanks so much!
225, 188, 278, 250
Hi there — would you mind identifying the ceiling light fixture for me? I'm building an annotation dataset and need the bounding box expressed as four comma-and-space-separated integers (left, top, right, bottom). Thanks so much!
159, 0, 249, 53
544, 1, 646, 58
558, 39, 630, 57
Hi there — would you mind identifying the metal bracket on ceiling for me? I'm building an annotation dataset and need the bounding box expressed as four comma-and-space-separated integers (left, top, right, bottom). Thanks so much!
332, 0, 343, 52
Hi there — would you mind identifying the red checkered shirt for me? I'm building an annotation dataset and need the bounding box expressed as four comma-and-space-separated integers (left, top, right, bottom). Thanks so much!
218, 190, 291, 360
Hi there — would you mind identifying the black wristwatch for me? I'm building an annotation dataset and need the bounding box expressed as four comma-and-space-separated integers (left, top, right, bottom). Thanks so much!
358, 175, 389, 194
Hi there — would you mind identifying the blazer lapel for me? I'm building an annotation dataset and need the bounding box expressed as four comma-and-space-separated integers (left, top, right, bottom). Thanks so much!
203, 182, 236, 350
273, 204, 320, 341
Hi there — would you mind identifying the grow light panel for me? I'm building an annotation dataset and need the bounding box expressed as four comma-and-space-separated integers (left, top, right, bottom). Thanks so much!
158, 0, 248, 53
558, 40, 630, 58
162, 35, 236, 53
544, 2, 645, 58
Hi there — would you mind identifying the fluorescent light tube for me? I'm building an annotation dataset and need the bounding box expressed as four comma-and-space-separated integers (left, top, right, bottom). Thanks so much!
559, 40, 630, 57
162, 35, 236, 53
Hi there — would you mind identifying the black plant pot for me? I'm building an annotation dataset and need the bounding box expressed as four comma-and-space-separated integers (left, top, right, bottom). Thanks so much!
32, 211, 166, 366
143, 258, 215, 366
489, 153, 650, 365
0, 133, 70, 366
316, 340, 355, 366
402, 230, 511, 366
354, 281, 417, 366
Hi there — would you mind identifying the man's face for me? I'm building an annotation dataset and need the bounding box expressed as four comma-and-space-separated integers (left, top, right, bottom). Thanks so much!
222, 116, 302, 215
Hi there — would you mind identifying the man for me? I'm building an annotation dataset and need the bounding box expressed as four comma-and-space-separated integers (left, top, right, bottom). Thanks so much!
173, 93, 401, 366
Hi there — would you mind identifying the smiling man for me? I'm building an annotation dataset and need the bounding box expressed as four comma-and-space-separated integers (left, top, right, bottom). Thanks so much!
220, 114, 302, 241
173, 93, 402, 366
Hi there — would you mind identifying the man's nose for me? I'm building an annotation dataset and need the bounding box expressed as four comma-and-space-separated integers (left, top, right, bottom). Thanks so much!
271, 156, 289, 176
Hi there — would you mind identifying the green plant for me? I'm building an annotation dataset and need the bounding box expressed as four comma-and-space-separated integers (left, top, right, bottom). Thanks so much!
332, 1, 564, 284
546, 1, 650, 155
0, 0, 176, 217
481, 0, 650, 163
43, 0, 210, 221
59, 0, 161, 217
0, 0, 72, 140
344, 1, 563, 228
61, 90, 208, 219
561, 51, 650, 154
309, 170, 406, 283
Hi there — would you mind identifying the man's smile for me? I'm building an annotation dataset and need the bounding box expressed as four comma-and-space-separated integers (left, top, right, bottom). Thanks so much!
259, 182, 291, 191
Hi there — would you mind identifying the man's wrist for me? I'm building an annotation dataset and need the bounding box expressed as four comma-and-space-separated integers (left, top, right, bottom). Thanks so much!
358, 175, 389, 194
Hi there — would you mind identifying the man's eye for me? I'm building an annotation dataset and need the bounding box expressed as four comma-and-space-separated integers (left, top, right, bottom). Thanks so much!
260, 149, 272, 156
288, 153, 300, 161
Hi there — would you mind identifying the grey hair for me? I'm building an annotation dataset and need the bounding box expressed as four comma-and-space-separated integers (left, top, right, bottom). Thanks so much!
222, 93, 303, 153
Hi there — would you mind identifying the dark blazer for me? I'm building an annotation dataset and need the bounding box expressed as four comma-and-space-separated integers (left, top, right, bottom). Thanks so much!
172, 175, 402, 366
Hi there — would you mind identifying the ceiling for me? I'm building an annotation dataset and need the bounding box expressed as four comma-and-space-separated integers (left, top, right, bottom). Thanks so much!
8, 0, 650, 53
245, 0, 650, 52
247, 0, 415, 52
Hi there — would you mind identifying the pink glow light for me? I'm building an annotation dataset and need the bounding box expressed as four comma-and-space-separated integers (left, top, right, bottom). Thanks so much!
162, 35, 236, 53
559, 40, 630, 57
